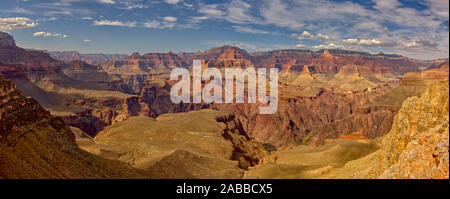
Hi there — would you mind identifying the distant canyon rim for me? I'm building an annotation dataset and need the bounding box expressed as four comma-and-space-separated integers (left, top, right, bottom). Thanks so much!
170, 59, 279, 114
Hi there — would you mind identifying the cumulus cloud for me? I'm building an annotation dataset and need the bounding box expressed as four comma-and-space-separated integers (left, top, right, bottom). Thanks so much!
292, 31, 329, 41
33, 31, 67, 38
358, 39, 397, 47
297, 31, 314, 39
0, 17, 37, 31
316, 33, 329, 40
312, 43, 342, 49
93, 19, 136, 27
83, 39, 91, 42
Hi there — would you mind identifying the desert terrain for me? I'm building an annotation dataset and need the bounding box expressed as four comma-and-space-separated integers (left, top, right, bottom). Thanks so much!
1, 31, 448, 179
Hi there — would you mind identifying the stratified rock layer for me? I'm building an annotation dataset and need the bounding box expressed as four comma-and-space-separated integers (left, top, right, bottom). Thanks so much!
378, 80, 449, 179
0, 74, 145, 179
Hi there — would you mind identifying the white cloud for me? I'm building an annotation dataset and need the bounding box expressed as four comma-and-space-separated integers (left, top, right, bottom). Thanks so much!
198, 4, 225, 18
424, 0, 449, 20
260, 0, 303, 29
0, 17, 37, 31
233, 26, 269, 34
118, 0, 150, 10
163, 16, 177, 22
292, 31, 329, 41
99, 0, 115, 4
225, 0, 256, 24
93, 19, 136, 27
84, 39, 91, 42
143, 20, 174, 29
312, 43, 342, 49
143, 21, 161, 28
33, 31, 68, 39
254, 0, 448, 59
358, 39, 382, 46
357, 38, 397, 47
372, 0, 401, 10
342, 38, 359, 45
189, 16, 210, 23
295, 31, 314, 40
316, 33, 329, 40
196, 0, 259, 25
164, 0, 182, 5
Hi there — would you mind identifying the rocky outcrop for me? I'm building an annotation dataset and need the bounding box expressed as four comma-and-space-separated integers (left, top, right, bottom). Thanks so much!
314, 80, 449, 179
378, 80, 449, 179
0, 74, 145, 178
0, 32, 63, 77
62, 95, 151, 136
0, 61, 26, 78
216, 113, 270, 169
0, 32, 16, 48
223, 81, 399, 147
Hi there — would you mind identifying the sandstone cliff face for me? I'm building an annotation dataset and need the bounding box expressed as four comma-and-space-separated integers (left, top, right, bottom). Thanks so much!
0, 32, 16, 48
220, 81, 398, 147
0, 32, 63, 77
0, 75, 144, 179
0, 32, 152, 138
251, 49, 418, 74
244, 81, 449, 179
378, 80, 449, 179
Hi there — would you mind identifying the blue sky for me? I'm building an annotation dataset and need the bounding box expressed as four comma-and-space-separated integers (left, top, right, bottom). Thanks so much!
0, 0, 448, 60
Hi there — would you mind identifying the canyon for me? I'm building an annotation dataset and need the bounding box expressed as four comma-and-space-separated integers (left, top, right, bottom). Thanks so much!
0, 31, 448, 179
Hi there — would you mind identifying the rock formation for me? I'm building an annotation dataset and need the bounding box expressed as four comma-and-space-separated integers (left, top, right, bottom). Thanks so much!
0, 32, 153, 137
0, 74, 145, 178
49, 51, 127, 66
378, 80, 449, 179
78, 110, 268, 178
